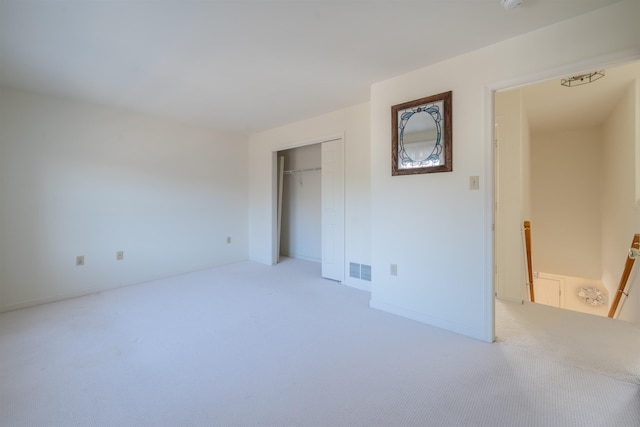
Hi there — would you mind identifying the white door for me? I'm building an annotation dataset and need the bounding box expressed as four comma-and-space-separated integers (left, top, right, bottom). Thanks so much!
494, 92, 527, 303
321, 139, 344, 282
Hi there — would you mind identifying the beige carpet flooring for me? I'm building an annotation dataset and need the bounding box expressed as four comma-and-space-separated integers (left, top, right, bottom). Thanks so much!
1, 258, 638, 426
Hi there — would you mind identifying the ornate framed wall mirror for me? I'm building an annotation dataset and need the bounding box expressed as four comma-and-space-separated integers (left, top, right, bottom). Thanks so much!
392, 91, 452, 175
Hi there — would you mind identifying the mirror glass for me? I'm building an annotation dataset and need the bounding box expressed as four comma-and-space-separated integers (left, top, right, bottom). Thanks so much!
401, 110, 440, 166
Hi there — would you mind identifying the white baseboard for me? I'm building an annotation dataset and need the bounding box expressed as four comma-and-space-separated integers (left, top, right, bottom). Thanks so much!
282, 254, 321, 263
0, 260, 245, 314
343, 278, 371, 292
369, 298, 490, 342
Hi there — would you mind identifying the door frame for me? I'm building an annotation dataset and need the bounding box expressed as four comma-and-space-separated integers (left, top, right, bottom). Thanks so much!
487, 49, 640, 341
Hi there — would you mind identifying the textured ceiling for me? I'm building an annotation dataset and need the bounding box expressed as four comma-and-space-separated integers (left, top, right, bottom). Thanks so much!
0, 0, 623, 133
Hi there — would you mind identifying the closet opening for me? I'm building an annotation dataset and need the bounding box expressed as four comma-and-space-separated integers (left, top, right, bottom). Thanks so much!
272, 137, 345, 282
277, 144, 322, 264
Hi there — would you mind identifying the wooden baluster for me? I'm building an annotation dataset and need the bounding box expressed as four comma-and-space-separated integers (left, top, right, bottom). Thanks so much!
523, 221, 535, 302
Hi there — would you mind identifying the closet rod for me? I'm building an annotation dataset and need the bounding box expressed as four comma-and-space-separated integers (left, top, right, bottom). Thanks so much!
283, 167, 321, 175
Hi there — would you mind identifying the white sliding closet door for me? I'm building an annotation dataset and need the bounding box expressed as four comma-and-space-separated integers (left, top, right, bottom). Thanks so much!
321, 139, 345, 282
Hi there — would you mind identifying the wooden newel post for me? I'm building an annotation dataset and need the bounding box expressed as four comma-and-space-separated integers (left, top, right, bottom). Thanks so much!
523, 221, 535, 303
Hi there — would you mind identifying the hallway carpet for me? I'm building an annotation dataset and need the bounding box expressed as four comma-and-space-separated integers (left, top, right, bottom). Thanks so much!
496, 295, 640, 385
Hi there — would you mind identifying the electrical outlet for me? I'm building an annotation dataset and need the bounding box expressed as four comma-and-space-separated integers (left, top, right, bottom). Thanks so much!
226, 236, 231, 244
390, 264, 397, 276
76, 256, 84, 266
116, 251, 124, 261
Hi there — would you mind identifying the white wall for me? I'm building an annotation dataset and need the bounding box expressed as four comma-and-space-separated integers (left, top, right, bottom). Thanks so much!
531, 128, 603, 279
637, 78, 640, 207
635, 77, 640, 324
279, 144, 322, 262
602, 79, 640, 323
248, 102, 371, 290
369, 0, 640, 341
523, 110, 531, 226
0, 87, 248, 312
535, 272, 609, 317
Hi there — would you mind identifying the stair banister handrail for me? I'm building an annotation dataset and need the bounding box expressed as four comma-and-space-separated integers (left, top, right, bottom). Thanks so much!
608, 234, 640, 319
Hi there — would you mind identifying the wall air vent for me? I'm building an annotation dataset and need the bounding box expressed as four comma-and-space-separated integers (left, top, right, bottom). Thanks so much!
361, 265, 372, 282
349, 262, 361, 279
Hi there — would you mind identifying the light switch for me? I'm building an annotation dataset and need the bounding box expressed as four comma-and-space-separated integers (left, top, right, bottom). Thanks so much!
469, 176, 480, 190
390, 264, 397, 276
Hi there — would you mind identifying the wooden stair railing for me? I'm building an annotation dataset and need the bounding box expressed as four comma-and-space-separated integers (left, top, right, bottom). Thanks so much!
523, 221, 535, 303
608, 234, 640, 319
